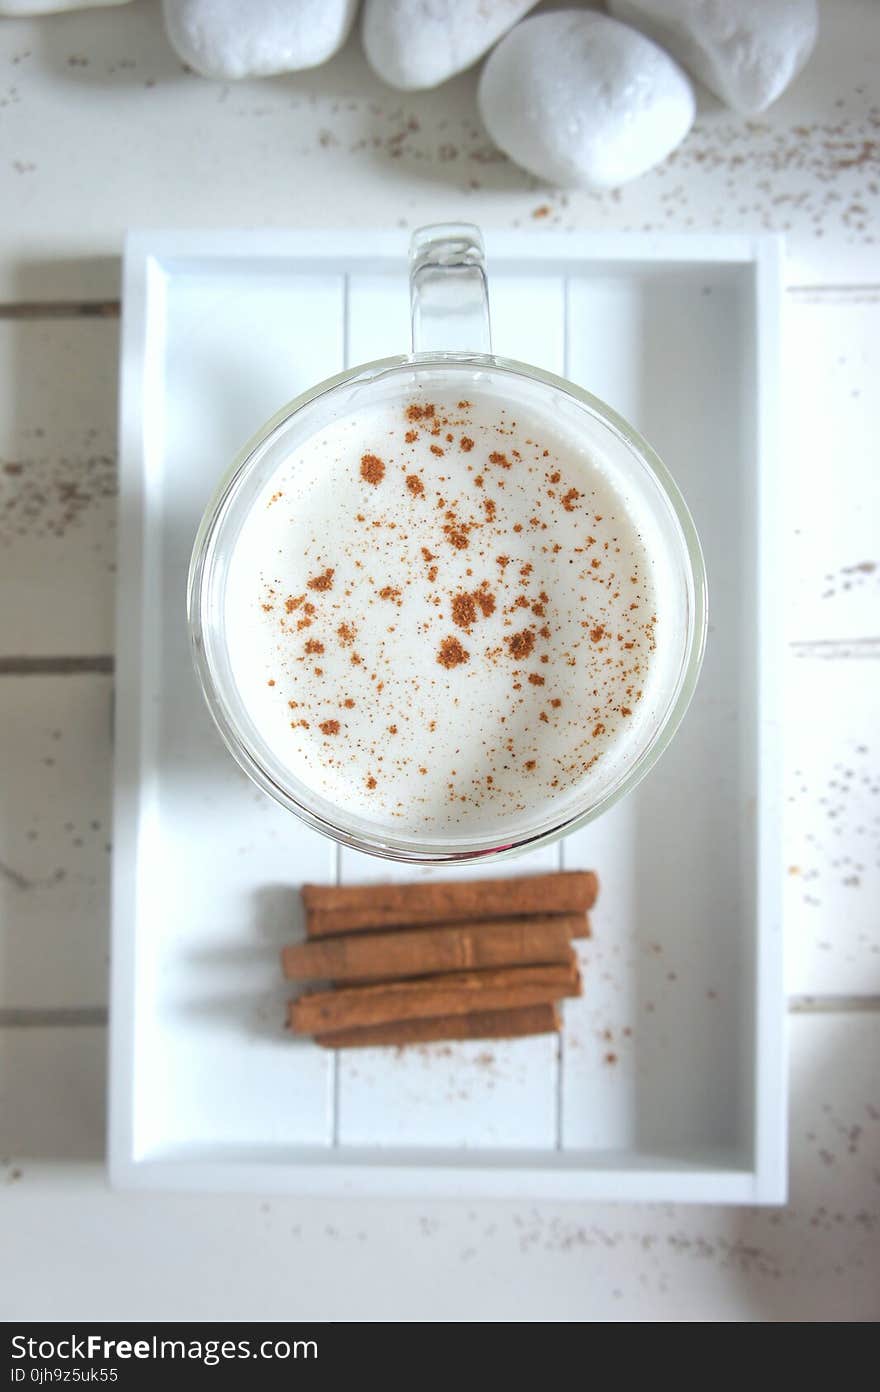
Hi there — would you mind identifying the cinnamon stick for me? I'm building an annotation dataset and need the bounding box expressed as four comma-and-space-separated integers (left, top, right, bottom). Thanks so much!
302, 871, 598, 938
289, 960, 581, 1036
315, 1003, 560, 1050
282, 914, 583, 984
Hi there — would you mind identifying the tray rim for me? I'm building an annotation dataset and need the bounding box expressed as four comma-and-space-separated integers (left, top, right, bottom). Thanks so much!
109, 228, 786, 1203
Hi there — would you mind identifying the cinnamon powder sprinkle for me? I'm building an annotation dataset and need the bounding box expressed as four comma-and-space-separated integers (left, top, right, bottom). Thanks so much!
304, 639, 325, 655
528, 673, 545, 686
319, 720, 340, 736
475, 584, 495, 618
507, 629, 535, 660
337, 622, 356, 645
443, 523, 469, 550
360, 453, 385, 485
430, 444, 445, 457
307, 568, 334, 592
561, 488, 580, 511
366, 775, 377, 790
406, 474, 425, 496
285, 594, 305, 612
460, 437, 474, 452
437, 636, 469, 669
379, 585, 401, 602
590, 625, 605, 643
405, 430, 418, 443
451, 592, 477, 629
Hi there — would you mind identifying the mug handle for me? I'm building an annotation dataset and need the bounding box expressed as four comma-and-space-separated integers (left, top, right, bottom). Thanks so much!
409, 224, 493, 357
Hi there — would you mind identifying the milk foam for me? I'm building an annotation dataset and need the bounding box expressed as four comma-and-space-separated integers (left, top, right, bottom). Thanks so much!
224, 386, 662, 838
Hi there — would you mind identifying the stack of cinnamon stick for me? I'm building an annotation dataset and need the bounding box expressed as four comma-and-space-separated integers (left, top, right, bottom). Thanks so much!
283, 870, 597, 1049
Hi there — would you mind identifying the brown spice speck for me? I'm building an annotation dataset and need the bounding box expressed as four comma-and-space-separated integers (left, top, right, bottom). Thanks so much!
438, 635, 469, 669
406, 474, 424, 496
304, 639, 324, 655
307, 568, 334, 592
460, 436, 474, 452
507, 629, 535, 660
319, 720, 340, 736
451, 592, 477, 629
360, 453, 385, 485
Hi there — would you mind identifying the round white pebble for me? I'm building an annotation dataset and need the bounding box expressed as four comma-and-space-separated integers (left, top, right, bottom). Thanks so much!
362, 0, 539, 91
162, 0, 359, 80
609, 0, 818, 115
478, 10, 695, 189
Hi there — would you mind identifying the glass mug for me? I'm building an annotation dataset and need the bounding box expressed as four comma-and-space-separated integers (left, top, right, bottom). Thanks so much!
188, 225, 707, 863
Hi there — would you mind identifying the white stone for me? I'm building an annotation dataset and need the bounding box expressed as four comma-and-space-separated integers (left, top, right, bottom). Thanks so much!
609, 0, 818, 115
0, 1, 129, 13
162, 0, 359, 80
362, 0, 538, 91
478, 11, 695, 190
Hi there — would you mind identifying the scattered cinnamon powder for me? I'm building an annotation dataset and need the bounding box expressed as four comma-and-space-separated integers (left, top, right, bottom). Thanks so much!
483, 498, 496, 521
475, 583, 495, 618
528, 673, 545, 686
430, 444, 445, 457
451, 592, 477, 629
405, 430, 418, 443
460, 437, 474, 452
590, 625, 605, 643
342, 698, 355, 709
443, 522, 469, 550
525, 759, 537, 770
366, 775, 377, 790
507, 629, 535, 660
319, 719, 340, 736
304, 639, 325, 655
285, 594, 305, 612
307, 568, 334, 592
561, 487, 580, 511
337, 622, 356, 645
360, 453, 385, 485
406, 474, 424, 496
593, 722, 606, 737
437, 636, 469, 669
406, 403, 435, 422
489, 451, 511, 468
620, 706, 632, 717
379, 585, 401, 602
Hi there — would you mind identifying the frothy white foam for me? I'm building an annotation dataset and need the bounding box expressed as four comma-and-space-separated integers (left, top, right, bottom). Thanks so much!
224, 384, 664, 839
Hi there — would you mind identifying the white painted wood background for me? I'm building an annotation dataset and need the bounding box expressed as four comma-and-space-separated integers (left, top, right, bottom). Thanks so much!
0, 0, 877, 1320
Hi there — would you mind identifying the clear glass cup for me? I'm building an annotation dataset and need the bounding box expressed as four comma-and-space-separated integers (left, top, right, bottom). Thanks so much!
188, 224, 707, 863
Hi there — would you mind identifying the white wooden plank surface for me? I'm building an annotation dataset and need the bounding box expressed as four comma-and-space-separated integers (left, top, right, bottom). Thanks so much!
1, 1012, 877, 1320
0, 674, 110, 1010
0, 316, 117, 655
0, 0, 878, 303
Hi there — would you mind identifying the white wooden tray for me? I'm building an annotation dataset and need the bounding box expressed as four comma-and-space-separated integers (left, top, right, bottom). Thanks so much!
110, 230, 785, 1201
